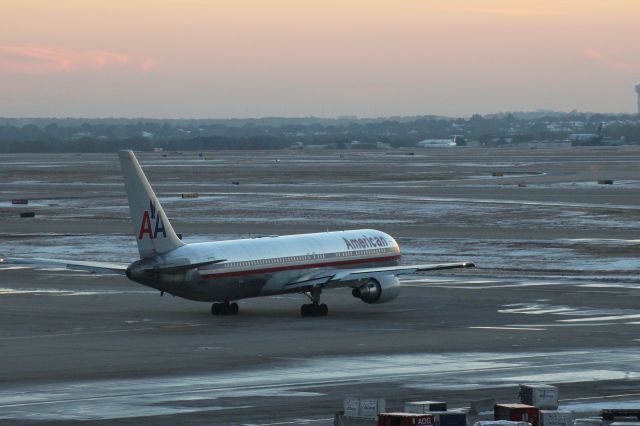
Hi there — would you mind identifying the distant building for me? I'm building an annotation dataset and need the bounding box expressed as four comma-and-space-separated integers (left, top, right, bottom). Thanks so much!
567, 133, 601, 145
452, 135, 467, 146
416, 138, 455, 148
527, 141, 572, 149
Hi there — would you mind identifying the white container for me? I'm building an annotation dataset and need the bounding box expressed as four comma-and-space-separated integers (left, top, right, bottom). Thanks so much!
519, 384, 559, 410
343, 398, 360, 417
474, 421, 531, 426
469, 399, 496, 415
573, 419, 602, 426
540, 411, 572, 426
359, 398, 386, 419
406, 401, 448, 413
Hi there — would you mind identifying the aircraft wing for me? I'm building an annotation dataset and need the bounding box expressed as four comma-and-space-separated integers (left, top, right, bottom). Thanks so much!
0, 257, 128, 275
331, 261, 475, 281
282, 261, 474, 292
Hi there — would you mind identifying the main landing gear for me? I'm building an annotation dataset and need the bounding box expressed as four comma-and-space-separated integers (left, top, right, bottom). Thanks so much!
211, 301, 239, 316
300, 287, 328, 317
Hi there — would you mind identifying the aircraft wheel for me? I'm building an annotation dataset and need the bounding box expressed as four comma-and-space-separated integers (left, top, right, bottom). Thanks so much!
229, 302, 239, 315
301, 303, 327, 317
211, 303, 222, 315
319, 303, 328, 316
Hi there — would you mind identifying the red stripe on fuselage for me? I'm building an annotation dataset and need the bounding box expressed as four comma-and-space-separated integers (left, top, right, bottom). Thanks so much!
200, 254, 401, 279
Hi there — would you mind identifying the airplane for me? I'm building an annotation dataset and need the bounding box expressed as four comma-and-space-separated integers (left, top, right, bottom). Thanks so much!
1, 150, 474, 317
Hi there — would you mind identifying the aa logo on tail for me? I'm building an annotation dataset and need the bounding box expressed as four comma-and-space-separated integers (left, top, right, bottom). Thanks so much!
138, 200, 167, 240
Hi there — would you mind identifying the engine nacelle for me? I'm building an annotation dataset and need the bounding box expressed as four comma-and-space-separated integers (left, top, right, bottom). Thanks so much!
351, 275, 401, 304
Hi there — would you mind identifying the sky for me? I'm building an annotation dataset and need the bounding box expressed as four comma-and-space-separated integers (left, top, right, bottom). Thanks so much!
1, 0, 639, 118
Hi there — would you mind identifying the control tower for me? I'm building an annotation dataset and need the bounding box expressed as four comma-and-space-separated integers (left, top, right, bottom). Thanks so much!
636, 84, 640, 114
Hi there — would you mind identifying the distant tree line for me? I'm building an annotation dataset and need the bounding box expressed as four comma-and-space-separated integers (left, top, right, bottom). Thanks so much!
0, 112, 638, 152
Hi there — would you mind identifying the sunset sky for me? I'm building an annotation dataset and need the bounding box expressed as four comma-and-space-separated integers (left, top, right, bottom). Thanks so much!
1, 0, 639, 118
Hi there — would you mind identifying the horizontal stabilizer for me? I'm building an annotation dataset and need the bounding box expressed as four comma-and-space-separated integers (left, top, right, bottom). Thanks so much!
1, 257, 128, 275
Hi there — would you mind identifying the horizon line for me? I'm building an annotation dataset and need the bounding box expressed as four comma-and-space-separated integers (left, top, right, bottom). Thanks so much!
1, 110, 637, 122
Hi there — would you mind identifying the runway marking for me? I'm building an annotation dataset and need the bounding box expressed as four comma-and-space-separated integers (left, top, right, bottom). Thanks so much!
271, 357, 311, 361
196, 346, 228, 351
561, 392, 640, 402
560, 314, 640, 323
241, 418, 332, 426
404, 281, 568, 290
499, 306, 576, 315
499, 303, 640, 326
402, 279, 499, 285
469, 326, 546, 331
579, 283, 640, 289
0, 287, 153, 296
1, 351, 637, 408
1, 350, 640, 422
0, 323, 206, 340
510, 323, 618, 328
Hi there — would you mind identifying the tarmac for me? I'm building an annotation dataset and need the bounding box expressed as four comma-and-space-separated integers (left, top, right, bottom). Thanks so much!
1, 147, 640, 425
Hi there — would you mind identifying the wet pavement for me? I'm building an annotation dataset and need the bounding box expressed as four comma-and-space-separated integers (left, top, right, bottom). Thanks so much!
0, 148, 639, 424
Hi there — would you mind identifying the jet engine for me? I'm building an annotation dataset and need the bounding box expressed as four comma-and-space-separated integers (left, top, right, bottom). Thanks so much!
351, 275, 401, 304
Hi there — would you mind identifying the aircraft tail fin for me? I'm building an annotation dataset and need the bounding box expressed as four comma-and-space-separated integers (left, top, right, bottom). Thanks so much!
118, 150, 185, 259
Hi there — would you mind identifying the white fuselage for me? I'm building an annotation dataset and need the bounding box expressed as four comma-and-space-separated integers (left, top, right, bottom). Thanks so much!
129, 229, 401, 302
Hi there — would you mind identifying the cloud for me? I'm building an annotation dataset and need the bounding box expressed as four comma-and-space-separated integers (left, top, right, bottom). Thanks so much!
0, 46, 155, 75
584, 48, 640, 73
140, 58, 158, 73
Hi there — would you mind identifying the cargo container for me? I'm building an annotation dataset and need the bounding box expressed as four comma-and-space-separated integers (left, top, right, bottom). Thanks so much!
519, 384, 559, 409
427, 411, 466, 426
573, 419, 602, 426
469, 399, 496, 415
602, 409, 640, 420
378, 413, 434, 426
11, 199, 28, 205
405, 401, 447, 413
343, 398, 360, 417
540, 411, 571, 426
474, 421, 531, 426
360, 398, 386, 419
495, 404, 539, 426
181, 193, 199, 199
